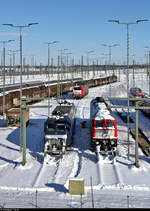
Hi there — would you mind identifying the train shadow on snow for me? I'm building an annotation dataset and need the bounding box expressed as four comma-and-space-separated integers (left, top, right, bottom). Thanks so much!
72, 117, 98, 165
45, 183, 68, 193
62, 92, 74, 100
6, 118, 46, 164
109, 100, 135, 127
5, 99, 134, 166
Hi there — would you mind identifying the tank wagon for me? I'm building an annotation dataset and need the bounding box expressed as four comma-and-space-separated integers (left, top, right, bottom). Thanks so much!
44, 100, 76, 155
90, 97, 118, 153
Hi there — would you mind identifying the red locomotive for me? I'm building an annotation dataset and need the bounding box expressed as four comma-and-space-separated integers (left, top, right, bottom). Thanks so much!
129, 87, 142, 98
130, 87, 148, 105
90, 97, 118, 153
73, 85, 88, 99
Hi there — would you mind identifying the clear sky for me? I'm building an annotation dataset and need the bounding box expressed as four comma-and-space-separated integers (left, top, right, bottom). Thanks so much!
0, 0, 150, 65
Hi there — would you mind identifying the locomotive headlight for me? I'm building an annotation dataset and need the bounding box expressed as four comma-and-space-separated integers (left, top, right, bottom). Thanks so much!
104, 140, 108, 145
45, 135, 51, 142
45, 135, 50, 139
111, 140, 114, 145
58, 138, 63, 144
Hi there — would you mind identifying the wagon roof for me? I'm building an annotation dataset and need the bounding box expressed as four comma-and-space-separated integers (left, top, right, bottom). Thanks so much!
52, 105, 73, 116
92, 102, 115, 120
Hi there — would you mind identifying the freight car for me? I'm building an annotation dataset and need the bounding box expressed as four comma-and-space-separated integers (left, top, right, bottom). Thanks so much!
0, 75, 117, 115
72, 85, 89, 99
90, 97, 118, 153
6, 107, 29, 127
44, 100, 76, 155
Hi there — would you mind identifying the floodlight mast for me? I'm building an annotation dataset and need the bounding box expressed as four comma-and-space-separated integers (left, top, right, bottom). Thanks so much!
0, 40, 15, 120
3, 23, 39, 165
44, 41, 59, 117
144, 46, 150, 96
8, 49, 20, 84
86, 50, 94, 79
108, 18, 148, 161
101, 44, 119, 65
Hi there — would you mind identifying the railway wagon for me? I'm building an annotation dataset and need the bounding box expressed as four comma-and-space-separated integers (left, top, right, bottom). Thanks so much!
108, 74, 117, 83
44, 100, 76, 155
6, 107, 29, 127
72, 85, 89, 99
0, 75, 117, 115
90, 97, 118, 153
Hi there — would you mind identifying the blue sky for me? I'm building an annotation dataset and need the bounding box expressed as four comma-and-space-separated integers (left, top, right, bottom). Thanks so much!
0, 0, 150, 65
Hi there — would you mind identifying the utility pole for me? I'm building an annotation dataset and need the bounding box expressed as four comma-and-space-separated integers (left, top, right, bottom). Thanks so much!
86, 50, 94, 80
101, 44, 119, 68
7, 53, 12, 84
144, 47, 150, 96
132, 59, 135, 88
65, 52, 72, 80
59, 48, 68, 98
101, 44, 119, 98
81, 55, 84, 81
71, 56, 74, 87
108, 96, 150, 168
57, 55, 61, 98
108, 18, 148, 160
8, 49, 19, 84
44, 41, 59, 117
0, 40, 15, 120
3, 22, 39, 151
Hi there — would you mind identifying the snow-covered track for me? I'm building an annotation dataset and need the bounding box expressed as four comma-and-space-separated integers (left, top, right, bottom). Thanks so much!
32, 156, 61, 188
130, 128, 150, 157
110, 98, 150, 157
96, 146, 120, 186
100, 161, 120, 186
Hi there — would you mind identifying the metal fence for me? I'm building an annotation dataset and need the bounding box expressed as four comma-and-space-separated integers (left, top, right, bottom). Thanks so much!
0, 189, 150, 208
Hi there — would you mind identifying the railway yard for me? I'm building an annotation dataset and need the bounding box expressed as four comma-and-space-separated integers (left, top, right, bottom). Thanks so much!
0, 69, 150, 208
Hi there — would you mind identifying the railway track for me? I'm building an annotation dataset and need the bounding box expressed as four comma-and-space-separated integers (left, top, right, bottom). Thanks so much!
96, 146, 120, 186
110, 100, 150, 157
68, 93, 102, 186
32, 156, 62, 188
32, 95, 90, 188
130, 128, 150, 157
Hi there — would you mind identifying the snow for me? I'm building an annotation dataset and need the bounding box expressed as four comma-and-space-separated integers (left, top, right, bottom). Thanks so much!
0, 69, 150, 208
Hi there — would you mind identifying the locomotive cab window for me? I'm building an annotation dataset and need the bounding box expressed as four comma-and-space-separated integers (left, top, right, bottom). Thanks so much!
106, 121, 114, 127
95, 121, 104, 127
56, 124, 65, 131
46, 123, 56, 131
74, 87, 81, 90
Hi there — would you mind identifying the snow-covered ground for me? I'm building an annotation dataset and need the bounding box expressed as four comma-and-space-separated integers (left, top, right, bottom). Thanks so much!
0, 68, 150, 208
